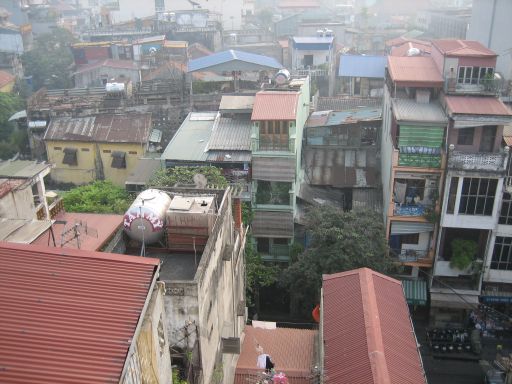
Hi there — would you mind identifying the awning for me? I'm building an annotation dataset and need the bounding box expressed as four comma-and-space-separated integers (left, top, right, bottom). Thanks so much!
390, 221, 434, 235
8, 110, 27, 121
402, 279, 427, 306
430, 292, 479, 309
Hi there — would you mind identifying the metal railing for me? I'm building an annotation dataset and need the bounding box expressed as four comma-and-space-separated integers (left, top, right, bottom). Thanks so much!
444, 77, 502, 95
252, 138, 294, 152
393, 203, 432, 217
391, 248, 429, 262
447, 150, 508, 172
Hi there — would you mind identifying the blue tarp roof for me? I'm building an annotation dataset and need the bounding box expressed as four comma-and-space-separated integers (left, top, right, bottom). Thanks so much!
188, 50, 283, 72
338, 55, 387, 78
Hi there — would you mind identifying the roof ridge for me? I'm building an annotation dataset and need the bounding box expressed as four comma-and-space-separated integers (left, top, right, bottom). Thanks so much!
359, 269, 391, 384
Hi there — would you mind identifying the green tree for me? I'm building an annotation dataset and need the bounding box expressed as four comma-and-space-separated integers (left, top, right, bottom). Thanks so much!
148, 166, 228, 188
62, 181, 132, 214
22, 28, 76, 90
0, 93, 25, 159
282, 206, 396, 317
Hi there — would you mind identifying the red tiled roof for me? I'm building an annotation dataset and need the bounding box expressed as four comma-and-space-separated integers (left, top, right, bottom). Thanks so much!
251, 91, 300, 121
387, 56, 444, 86
32, 212, 123, 251
0, 242, 159, 384
235, 325, 316, 381
322, 268, 426, 384
432, 39, 496, 57
0, 69, 15, 88
390, 41, 432, 57
444, 96, 512, 116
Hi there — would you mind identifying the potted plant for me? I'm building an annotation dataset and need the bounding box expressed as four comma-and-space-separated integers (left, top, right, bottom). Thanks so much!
450, 238, 478, 270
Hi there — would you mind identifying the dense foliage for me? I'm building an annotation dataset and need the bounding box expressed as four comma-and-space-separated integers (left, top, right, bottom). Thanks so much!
282, 206, 396, 317
0, 93, 26, 159
22, 28, 76, 90
62, 181, 132, 214
245, 239, 279, 309
148, 166, 228, 188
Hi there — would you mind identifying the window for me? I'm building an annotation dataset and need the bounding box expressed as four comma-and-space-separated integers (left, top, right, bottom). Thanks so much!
81, 148, 89, 152
111, 151, 126, 169
54, 146, 62, 151
62, 148, 78, 166
401, 233, 419, 245
457, 128, 475, 145
491, 236, 512, 270
128, 151, 138, 155
499, 192, 512, 225
458, 178, 497, 216
103, 149, 111, 153
446, 177, 459, 214
259, 121, 290, 151
457, 66, 494, 85
257, 238, 270, 253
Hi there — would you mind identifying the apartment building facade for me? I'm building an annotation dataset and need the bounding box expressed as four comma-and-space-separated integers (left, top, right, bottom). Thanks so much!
250, 77, 310, 262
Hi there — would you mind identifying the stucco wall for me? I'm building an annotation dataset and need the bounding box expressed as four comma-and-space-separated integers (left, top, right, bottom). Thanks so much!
0, 186, 36, 219
46, 141, 96, 185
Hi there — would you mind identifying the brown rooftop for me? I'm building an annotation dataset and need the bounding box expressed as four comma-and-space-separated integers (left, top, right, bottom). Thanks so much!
432, 39, 497, 57
251, 91, 300, 121
387, 56, 444, 87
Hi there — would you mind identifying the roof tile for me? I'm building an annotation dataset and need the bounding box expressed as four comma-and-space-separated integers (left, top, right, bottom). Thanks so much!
387, 56, 444, 86
444, 96, 512, 116
251, 91, 299, 121
432, 39, 496, 56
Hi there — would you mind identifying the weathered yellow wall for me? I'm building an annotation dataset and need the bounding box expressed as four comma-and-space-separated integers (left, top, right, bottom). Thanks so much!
46, 141, 145, 186
98, 143, 145, 187
46, 141, 96, 185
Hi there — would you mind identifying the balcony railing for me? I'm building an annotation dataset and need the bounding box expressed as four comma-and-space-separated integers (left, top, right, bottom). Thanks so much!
252, 138, 294, 152
447, 150, 508, 172
444, 78, 502, 95
391, 248, 429, 262
394, 203, 433, 217
398, 148, 442, 168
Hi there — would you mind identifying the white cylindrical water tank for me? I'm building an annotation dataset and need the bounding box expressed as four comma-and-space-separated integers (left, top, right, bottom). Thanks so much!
106, 82, 125, 94
123, 189, 172, 244
274, 68, 291, 85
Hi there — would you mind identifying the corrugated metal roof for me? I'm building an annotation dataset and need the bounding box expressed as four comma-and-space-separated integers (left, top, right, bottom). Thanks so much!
252, 156, 296, 182
392, 99, 447, 124
208, 116, 252, 151
327, 108, 382, 126
236, 325, 316, 376
219, 95, 255, 112
188, 50, 283, 72
444, 96, 512, 116
432, 39, 496, 57
125, 158, 161, 186
292, 36, 334, 45
31, 212, 123, 251
161, 112, 217, 162
338, 55, 387, 78
317, 97, 382, 112
205, 151, 251, 163
323, 268, 426, 384
387, 56, 444, 85
0, 178, 25, 198
0, 242, 159, 384
390, 41, 432, 57
252, 91, 300, 121
44, 113, 152, 143
0, 218, 52, 243
0, 160, 51, 179
402, 279, 427, 306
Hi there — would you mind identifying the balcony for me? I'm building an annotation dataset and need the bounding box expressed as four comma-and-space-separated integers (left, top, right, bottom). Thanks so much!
398, 147, 442, 168
252, 138, 294, 152
447, 150, 508, 172
394, 203, 432, 217
391, 248, 430, 262
444, 78, 502, 96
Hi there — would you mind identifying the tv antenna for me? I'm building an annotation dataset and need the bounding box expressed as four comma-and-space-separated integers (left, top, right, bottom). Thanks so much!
60, 220, 98, 249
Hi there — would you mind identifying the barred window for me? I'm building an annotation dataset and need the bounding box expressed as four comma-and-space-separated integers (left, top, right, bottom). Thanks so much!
499, 192, 512, 225
111, 151, 126, 169
491, 236, 512, 270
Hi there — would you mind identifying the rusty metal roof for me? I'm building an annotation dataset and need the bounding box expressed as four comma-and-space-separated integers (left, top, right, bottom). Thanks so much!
208, 116, 252, 151
322, 268, 426, 384
0, 178, 25, 198
0, 242, 159, 384
444, 96, 512, 116
44, 113, 152, 143
236, 325, 316, 376
251, 91, 300, 121
316, 97, 382, 112
0, 160, 52, 179
387, 56, 444, 86
432, 39, 496, 57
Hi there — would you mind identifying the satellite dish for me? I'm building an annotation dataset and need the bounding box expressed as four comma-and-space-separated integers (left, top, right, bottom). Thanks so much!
193, 173, 208, 188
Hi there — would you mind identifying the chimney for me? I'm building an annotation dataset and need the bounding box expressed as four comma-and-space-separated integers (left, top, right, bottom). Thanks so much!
233, 197, 243, 232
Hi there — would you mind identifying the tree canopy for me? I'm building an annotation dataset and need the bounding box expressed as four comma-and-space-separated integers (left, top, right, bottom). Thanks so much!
0, 93, 26, 159
282, 206, 396, 317
22, 28, 76, 90
62, 181, 132, 214
148, 166, 228, 188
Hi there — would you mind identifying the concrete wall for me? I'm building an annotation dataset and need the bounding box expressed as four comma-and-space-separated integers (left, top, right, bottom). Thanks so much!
0, 184, 36, 219
291, 49, 330, 70
75, 67, 140, 88
447, 125, 503, 153
381, 86, 395, 225
99, 142, 146, 186
162, 189, 245, 384
468, 0, 512, 80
